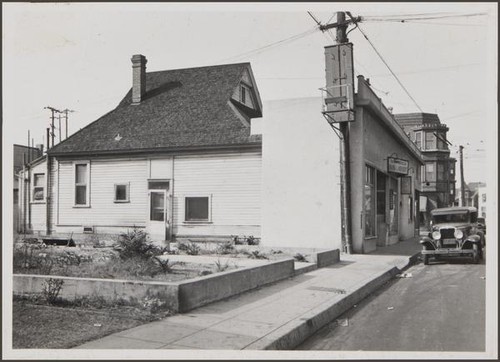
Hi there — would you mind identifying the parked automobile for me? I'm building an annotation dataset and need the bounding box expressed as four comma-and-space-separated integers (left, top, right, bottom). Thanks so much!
420, 206, 485, 265
477, 217, 486, 235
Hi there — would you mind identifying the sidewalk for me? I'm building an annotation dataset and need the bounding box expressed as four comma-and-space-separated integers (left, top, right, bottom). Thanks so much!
76, 237, 422, 350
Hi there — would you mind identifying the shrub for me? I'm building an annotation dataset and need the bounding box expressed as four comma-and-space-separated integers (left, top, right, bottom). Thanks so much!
177, 241, 201, 255
293, 253, 308, 262
246, 250, 268, 260
216, 241, 235, 255
42, 278, 64, 304
151, 256, 178, 273
116, 229, 166, 260
214, 258, 230, 272
246, 236, 260, 245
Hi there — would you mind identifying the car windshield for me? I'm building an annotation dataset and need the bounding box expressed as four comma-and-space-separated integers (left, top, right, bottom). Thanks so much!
432, 212, 469, 224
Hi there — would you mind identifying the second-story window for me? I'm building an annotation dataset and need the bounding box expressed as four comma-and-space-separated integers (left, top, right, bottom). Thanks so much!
425, 132, 435, 150
437, 163, 445, 181
425, 163, 435, 182
415, 132, 422, 149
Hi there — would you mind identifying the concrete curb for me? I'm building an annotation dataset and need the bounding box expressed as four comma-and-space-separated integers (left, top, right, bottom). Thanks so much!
244, 253, 418, 350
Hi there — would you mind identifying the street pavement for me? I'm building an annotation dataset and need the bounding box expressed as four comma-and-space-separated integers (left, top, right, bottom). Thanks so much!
297, 257, 486, 351
76, 237, 422, 350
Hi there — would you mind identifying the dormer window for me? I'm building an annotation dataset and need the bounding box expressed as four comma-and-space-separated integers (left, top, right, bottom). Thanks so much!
239, 83, 254, 109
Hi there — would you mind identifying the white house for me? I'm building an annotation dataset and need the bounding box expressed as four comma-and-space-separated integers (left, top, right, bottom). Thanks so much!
18, 55, 263, 243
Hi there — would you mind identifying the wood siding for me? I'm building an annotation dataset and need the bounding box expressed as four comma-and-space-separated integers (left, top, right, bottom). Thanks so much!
173, 152, 262, 237
56, 158, 148, 231
51, 152, 261, 238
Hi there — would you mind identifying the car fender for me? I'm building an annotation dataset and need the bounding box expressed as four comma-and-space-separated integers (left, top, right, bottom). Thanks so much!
462, 234, 481, 249
420, 236, 436, 250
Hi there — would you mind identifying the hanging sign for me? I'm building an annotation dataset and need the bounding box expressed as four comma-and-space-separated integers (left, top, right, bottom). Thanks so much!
387, 157, 409, 175
401, 176, 412, 194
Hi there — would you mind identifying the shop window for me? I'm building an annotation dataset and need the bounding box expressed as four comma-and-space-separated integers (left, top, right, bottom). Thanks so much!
32, 173, 45, 201
364, 165, 376, 237
376, 171, 386, 217
185, 196, 210, 222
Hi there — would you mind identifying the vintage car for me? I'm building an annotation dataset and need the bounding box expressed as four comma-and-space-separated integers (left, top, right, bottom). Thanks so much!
420, 206, 485, 265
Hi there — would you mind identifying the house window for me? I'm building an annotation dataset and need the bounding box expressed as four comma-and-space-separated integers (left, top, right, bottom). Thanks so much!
114, 183, 129, 203
437, 163, 445, 181
425, 132, 435, 150
241, 85, 247, 104
425, 163, 435, 182
74, 162, 90, 206
364, 165, 376, 237
185, 196, 210, 222
32, 173, 45, 201
415, 132, 422, 149
482, 194, 486, 202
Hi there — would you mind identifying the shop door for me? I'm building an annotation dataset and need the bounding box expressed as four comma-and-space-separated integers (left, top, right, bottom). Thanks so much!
376, 171, 387, 246
388, 177, 399, 236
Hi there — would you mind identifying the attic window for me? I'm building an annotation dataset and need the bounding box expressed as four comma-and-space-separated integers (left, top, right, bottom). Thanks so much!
239, 83, 254, 108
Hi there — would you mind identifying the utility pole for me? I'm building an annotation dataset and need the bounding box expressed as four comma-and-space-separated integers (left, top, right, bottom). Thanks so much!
320, 11, 358, 254
44, 106, 61, 147
62, 109, 75, 139
459, 145, 465, 206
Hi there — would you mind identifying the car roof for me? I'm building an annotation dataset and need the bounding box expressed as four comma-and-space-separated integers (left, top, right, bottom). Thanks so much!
431, 206, 477, 215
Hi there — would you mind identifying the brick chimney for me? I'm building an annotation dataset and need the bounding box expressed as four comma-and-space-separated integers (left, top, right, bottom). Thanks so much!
131, 54, 147, 104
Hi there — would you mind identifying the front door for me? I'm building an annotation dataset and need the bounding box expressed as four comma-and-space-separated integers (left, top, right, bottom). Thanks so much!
147, 190, 167, 242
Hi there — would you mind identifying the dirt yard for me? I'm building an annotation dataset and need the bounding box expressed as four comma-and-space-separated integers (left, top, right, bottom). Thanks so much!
12, 298, 168, 349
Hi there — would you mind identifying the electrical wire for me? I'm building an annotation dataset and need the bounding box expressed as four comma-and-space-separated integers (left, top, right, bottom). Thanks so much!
362, 12, 488, 22
356, 24, 423, 112
219, 26, 319, 62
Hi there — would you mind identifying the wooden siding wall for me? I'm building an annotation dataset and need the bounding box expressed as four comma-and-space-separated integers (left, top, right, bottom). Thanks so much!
173, 152, 262, 237
56, 158, 148, 231
30, 162, 47, 232
50, 152, 261, 238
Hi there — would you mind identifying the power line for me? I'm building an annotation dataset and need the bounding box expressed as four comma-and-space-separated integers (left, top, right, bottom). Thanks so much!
356, 24, 423, 112
219, 26, 319, 62
362, 12, 488, 22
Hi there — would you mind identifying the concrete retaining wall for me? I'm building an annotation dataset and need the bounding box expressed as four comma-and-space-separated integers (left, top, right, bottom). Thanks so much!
13, 274, 180, 311
178, 258, 295, 312
13, 258, 295, 313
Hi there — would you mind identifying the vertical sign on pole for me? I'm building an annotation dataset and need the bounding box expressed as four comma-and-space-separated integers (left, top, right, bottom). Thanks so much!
323, 43, 355, 123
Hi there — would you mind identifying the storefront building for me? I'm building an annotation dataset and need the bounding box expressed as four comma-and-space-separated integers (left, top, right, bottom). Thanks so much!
348, 76, 424, 253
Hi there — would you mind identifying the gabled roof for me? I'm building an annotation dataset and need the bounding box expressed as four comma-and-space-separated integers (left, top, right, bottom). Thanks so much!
48, 62, 262, 156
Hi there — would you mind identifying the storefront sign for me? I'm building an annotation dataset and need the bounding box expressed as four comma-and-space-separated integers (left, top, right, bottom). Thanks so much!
401, 176, 412, 194
387, 157, 409, 175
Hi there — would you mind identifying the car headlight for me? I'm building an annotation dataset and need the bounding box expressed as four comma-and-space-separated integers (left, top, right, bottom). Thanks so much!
432, 231, 441, 240
454, 229, 464, 239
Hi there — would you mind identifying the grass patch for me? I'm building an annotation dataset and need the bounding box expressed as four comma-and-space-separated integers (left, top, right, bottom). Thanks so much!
12, 298, 165, 349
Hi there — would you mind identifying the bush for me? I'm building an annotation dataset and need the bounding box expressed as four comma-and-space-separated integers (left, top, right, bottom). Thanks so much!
177, 241, 201, 255
293, 253, 308, 262
216, 241, 235, 255
116, 229, 166, 260
245, 250, 268, 260
214, 258, 230, 272
42, 278, 64, 304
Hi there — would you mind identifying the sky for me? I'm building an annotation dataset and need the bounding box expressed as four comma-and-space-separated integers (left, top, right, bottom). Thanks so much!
2, 2, 498, 185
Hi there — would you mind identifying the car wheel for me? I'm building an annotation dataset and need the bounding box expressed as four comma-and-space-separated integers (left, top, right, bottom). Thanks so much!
472, 244, 480, 264
423, 254, 429, 265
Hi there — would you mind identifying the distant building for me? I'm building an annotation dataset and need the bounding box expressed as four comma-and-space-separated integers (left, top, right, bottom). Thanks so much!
476, 185, 487, 218
394, 113, 456, 226
13, 144, 43, 232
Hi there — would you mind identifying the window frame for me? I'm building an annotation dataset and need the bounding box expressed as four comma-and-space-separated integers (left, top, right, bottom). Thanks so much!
184, 195, 212, 223
424, 132, 435, 150
114, 183, 130, 203
32, 173, 45, 203
73, 161, 90, 207
415, 131, 422, 149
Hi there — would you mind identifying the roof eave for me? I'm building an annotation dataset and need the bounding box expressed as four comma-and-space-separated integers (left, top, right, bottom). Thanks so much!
48, 142, 262, 158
